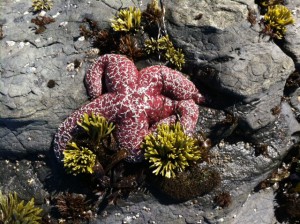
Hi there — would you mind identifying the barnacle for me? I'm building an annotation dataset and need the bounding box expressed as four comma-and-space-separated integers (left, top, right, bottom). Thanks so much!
32, 0, 53, 12
111, 7, 142, 32
0, 191, 42, 224
63, 142, 96, 175
77, 113, 115, 145
144, 35, 185, 70
263, 4, 295, 39
143, 122, 201, 178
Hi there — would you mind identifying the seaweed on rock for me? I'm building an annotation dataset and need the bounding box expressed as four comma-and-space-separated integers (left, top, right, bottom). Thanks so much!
143, 122, 201, 178
32, 0, 53, 12
0, 191, 42, 224
260, 4, 295, 39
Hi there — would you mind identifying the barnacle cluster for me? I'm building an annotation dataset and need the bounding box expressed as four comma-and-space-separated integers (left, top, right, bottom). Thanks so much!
0, 191, 42, 224
32, 0, 53, 12
111, 7, 142, 32
143, 122, 201, 178
145, 35, 185, 70
261, 4, 295, 39
63, 142, 96, 175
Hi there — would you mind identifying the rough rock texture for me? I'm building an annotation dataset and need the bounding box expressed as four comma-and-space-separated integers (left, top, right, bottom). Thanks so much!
165, 0, 296, 131
0, 0, 300, 223
283, 1, 300, 70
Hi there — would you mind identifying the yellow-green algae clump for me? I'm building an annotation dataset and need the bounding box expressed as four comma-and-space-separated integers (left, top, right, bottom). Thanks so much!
32, 0, 53, 12
111, 7, 142, 32
63, 113, 115, 175
145, 35, 185, 70
258, 0, 284, 7
263, 4, 295, 39
143, 122, 201, 178
0, 191, 42, 224
63, 142, 97, 175
77, 112, 115, 145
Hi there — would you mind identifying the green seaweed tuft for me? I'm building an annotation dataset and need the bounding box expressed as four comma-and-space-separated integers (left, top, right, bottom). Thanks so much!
77, 112, 115, 145
63, 142, 96, 175
0, 191, 42, 224
145, 35, 185, 70
263, 4, 295, 39
32, 0, 53, 12
143, 122, 201, 178
111, 7, 142, 32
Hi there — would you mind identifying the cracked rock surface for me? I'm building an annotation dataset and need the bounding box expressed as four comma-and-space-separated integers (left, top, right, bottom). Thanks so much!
0, 0, 300, 223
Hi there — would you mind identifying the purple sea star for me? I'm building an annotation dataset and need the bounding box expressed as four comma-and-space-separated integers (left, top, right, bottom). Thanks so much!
54, 54, 204, 162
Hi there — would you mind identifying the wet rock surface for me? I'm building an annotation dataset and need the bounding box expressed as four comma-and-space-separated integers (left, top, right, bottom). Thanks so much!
0, 0, 299, 223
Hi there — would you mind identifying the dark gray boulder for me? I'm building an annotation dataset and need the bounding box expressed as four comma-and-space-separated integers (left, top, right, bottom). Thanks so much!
165, 0, 295, 131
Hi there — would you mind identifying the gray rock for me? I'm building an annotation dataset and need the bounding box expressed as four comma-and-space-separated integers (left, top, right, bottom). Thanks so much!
290, 88, 300, 115
0, 159, 49, 204
165, 0, 295, 131
0, 0, 299, 223
283, 1, 300, 70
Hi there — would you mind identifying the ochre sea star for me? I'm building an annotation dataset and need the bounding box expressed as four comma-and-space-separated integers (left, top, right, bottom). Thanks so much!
54, 54, 204, 162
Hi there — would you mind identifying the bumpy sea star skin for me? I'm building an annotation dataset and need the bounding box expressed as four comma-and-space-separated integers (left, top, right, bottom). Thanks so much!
54, 54, 204, 162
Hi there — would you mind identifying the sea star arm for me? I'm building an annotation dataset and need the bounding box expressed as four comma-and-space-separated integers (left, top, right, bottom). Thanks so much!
147, 99, 199, 135
158, 65, 205, 104
85, 54, 139, 99
115, 109, 149, 162
53, 93, 117, 161
175, 99, 199, 134
139, 65, 204, 104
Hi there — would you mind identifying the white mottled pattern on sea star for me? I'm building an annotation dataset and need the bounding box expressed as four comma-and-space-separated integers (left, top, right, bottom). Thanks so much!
53, 54, 204, 162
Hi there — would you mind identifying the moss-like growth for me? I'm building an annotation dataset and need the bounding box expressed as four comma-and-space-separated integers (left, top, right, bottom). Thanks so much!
111, 7, 142, 32
143, 122, 201, 178
214, 191, 232, 208
0, 191, 42, 224
63, 142, 96, 175
262, 4, 295, 39
55, 193, 92, 222
119, 34, 144, 60
142, 0, 163, 27
32, 0, 53, 12
77, 112, 115, 145
149, 167, 220, 202
258, 0, 284, 7
145, 35, 185, 70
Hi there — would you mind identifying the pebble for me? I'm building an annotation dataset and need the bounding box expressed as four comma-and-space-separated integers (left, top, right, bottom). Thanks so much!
78, 36, 85, 41
6, 41, 15, 46
52, 12, 60, 18
39, 10, 46, 16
